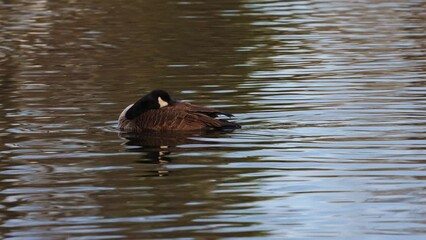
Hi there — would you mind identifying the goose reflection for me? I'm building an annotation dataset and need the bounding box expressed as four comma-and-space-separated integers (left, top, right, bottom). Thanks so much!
119, 130, 230, 176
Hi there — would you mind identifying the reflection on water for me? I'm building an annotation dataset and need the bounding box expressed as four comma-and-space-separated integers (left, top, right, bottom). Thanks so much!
121, 131, 233, 176
1, 0, 426, 239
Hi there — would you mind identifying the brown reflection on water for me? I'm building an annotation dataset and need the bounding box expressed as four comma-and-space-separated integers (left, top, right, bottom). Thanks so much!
0, 156, 272, 239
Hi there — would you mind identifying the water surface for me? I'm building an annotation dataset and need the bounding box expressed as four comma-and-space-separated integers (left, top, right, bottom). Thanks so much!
1, 0, 426, 239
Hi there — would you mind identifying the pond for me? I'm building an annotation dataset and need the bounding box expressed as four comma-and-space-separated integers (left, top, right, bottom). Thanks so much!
1, 0, 426, 239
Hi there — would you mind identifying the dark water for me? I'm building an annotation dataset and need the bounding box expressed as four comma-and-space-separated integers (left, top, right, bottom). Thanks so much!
1, 0, 426, 239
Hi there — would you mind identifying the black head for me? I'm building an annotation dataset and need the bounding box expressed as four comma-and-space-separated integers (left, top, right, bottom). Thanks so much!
150, 90, 173, 107
125, 90, 174, 120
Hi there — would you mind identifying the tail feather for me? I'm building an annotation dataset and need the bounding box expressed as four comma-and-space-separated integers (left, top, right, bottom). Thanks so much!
217, 119, 241, 129
187, 112, 240, 130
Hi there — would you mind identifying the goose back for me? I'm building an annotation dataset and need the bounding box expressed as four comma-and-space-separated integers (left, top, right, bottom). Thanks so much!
119, 102, 240, 132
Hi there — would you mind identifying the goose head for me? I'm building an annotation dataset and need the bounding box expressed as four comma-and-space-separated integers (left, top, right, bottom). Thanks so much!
125, 90, 175, 120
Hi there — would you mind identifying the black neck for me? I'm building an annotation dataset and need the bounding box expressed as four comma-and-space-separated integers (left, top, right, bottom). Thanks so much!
125, 96, 159, 120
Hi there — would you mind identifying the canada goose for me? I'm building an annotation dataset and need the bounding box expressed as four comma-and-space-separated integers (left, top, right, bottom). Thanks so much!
118, 90, 241, 132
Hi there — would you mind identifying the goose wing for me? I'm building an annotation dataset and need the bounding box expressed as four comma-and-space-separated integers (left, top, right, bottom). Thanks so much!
133, 105, 238, 131
171, 105, 241, 129
173, 102, 234, 118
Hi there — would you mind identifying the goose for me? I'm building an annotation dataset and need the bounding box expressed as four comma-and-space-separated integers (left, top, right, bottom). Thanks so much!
118, 90, 240, 132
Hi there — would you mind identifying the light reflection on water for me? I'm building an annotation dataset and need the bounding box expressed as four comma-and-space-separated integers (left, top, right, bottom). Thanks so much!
1, 0, 426, 239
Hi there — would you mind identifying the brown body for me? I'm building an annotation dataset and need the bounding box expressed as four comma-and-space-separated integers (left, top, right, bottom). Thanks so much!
119, 101, 240, 132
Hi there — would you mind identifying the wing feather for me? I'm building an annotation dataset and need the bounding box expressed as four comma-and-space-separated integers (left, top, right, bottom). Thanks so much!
130, 102, 239, 131
174, 102, 234, 117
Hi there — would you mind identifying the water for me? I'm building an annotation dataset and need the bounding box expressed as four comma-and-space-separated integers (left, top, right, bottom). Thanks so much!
1, 0, 426, 239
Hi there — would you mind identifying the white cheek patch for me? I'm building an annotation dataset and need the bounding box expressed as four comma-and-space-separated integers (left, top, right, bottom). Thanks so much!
158, 97, 169, 108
